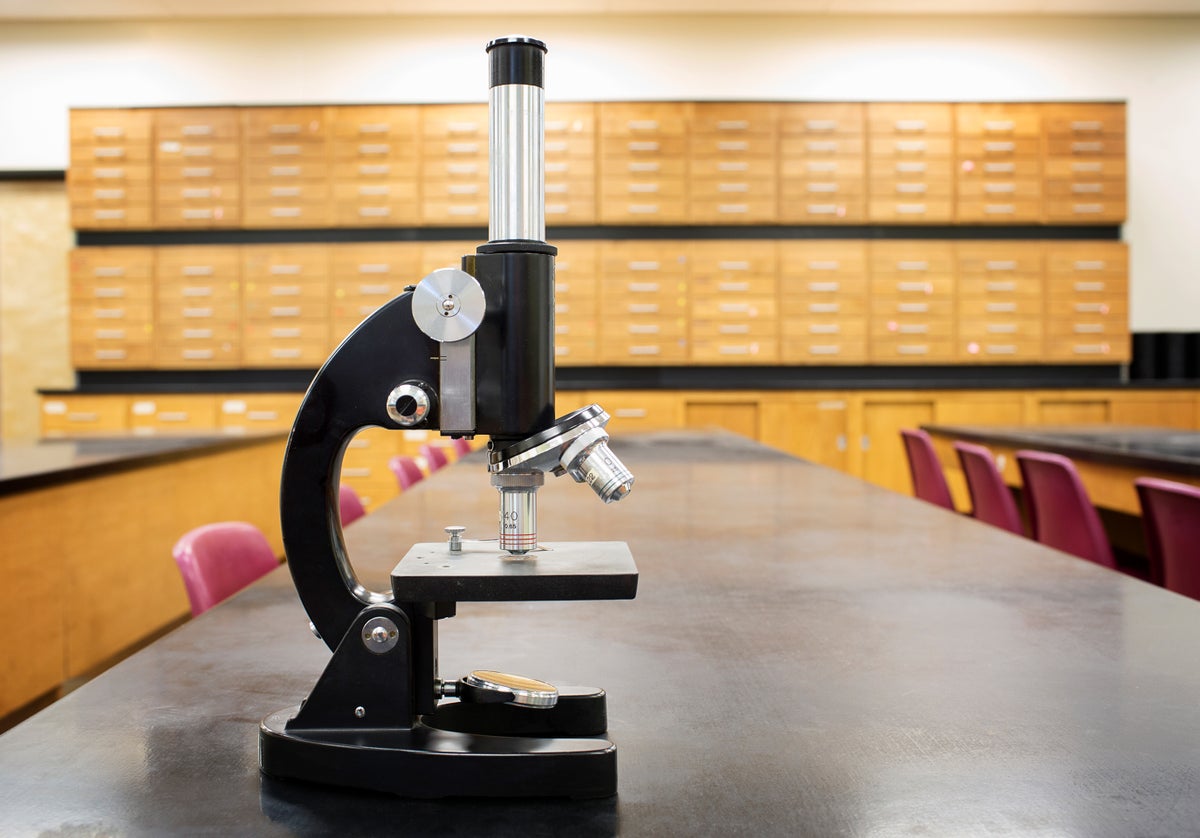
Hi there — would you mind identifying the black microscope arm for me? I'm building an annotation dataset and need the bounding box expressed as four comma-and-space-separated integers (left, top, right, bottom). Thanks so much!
279, 290, 439, 651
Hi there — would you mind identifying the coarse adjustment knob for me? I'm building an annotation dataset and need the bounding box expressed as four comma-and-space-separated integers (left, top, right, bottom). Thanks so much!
386, 382, 432, 428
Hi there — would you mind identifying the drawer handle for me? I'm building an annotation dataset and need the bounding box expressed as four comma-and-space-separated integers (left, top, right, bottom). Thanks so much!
93, 168, 124, 178
95, 308, 125, 318
270, 306, 302, 317
1073, 343, 1111, 355
546, 204, 569, 215
718, 261, 750, 271
717, 183, 749, 193
628, 204, 660, 214
987, 303, 1017, 313
628, 345, 662, 356
545, 120, 569, 132
67, 411, 100, 422
446, 163, 479, 175
805, 204, 838, 214
628, 324, 660, 334
898, 281, 930, 292
719, 345, 752, 355
358, 143, 390, 155
95, 349, 127, 360
182, 209, 215, 220
894, 119, 927, 132
181, 146, 213, 158
182, 167, 214, 178
182, 328, 213, 339
447, 122, 479, 133
270, 207, 302, 218
628, 304, 660, 314
181, 349, 215, 361
182, 286, 213, 297
448, 184, 479, 195
805, 141, 838, 153
719, 281, 750, 292
269, 166, 300, 176
1075, 323, 1104, 334
183, 307, 213, 318
718, 204, 749, 214
983, 141, 1015, 152
986, 261, 1017, 271
628, 162, 660, 173
898, 261, 928, 271
986, 324, 1017, 334
358, 283, 392, 295
894, 140, 927, 153
271, 348, 303, 359
271, 328, 302, 338
720, 324, 750, 334
897, 345, 929, 355
93, 188, 125, 200
1074, 303, 1108, 313
93, 209, 126, 220
181, 263, 217, 277
627, 120, 659, 131
807, 281, 840, 292
719, 303, 751, 313
358, 207, 391, 217
806, 161, 837, 173
628, 282, 660, 292
358, 186, 390, 196
628, 183, 659, 193
270, 145, 301, 156
808, 182, 846, 196
628, 141, 660, 152
986, 281, 1016, 292
809, 345, 841, 355
545, 184, 569, 194
94, 328, 126, 340
983, 120, 1015, 132
270, 187, 301, 198
448, 206, 480, 215
92, 125, 125, 138
92, 266, 126, 278
355, 164, 391, 177
546, 162, 568, 173
1072, 183, 1103, 194
717, 120, 749, 131
447, 143, 480, 154
805, 119, 837, 131
1071, 120, 1104, 132
270, 265, 301, 275
718, 162, 749, 172
899, 324, 928, 335
896, 204, 927, 214
93, 287, 126, 298
985, 345, 1017, 355
984, 162, 1015, 173
1074, 281, 1105, 292
181, 188, 214, 199
717, 141, 748, 152
984, 205, 1016, 214
357, 123, 390, 134
270, 285, 302, 296
1072, 162, 1103, 173
896, 183, 926, 194
1072, 142, 1104, 153
555, 304, 570, 315
807, 261, 840, 271
545, 141, 568, 153
809, 303, 839, 313
93, 148, 126, 159
268, 123, 302, 135
1072, 204, 1104, 214
898, 303, 929, 313
615, 408, 648, 418
809, 324, 840, 335
895, 162, 926, 173
984, 183, 1015, 194
1073, 260, 1105, 271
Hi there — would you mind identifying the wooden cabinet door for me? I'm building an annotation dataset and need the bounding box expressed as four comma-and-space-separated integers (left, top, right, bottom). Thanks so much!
685, 400, 759, 441
861, 398, 936, 494
759, 396, 850, 472
1032, 397, 1111, 425
1110, 396, 1196, 429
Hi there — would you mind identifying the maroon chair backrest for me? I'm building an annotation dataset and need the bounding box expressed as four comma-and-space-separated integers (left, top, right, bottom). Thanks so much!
899, 428, 955, 510
388, 455, 425, 490
954, 440, 1023, 535
1136, 477, 1200, 596
419, 443, 449, 472
452, 437, 473, 457
1016, 450, 1116, 568
171, 522, 280, 617
338, 483, 367, 526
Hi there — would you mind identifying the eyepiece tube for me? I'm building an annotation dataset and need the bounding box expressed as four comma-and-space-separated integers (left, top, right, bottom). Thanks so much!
486, 36, 547, 244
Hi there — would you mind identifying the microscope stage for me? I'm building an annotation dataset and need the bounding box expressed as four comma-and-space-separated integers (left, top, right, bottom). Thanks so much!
390, 541, 637, 602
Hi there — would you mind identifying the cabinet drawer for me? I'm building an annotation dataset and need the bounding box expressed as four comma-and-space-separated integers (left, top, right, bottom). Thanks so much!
72, 341, 154, 368
956, 242, 1043, 275
780, 317, 867, 338
958, 277, 1044, 298
691, 298, 777, 320
244, 182, 331, 202
956, 138, 1041, 157
599, 338, 689, 365
70, 322, 152, 346
554, 300, 598, 322
782, 337, 868, 364
218, 395, 302, 431
545, 158, 597, 180
333, 280, 409, 307
589, 391, 684, 432
243, 202, 334, 227
155, 203, 240, 229
335, 200, 422, 226
421, 104, 488, 139
157, 280, 240, 305
870, 243, 955, 275
1047, 297, 1128, 319
156, 300, 239, 324
242, 341, 331, 367
601, 136, 688, 158
243, 298, 330, 321
781, 157, 865, 178
870, 298, 954, 318
600, 176, 686, 199
600, 158, 686, 178
332, 242, 422, 277
690, 239, 778, 275
332, 180, 418, 202
1046, 137, 1126, 156
1044, 158, 1126, 179
869, 159, 954, 180
1044, 200, 1126, 223
956, 201, 1043, 223
1044, 104, 1125, 137
689, 134, 777, 158
959, 339, 1044, 362
688, 179, 777, 202
869, 277, 954, 298
41, 395, 130, 436
868, 137, 954, 157
780, 177, 866, 198
243, 160, 330, 182
869, 338, 956, 362
691, 339, 778, 364
690, 103, 777, 134
780, 137, 866, 158
690, 275, 778, 297
242, 108, 328, 142
545, 177, 596, 199
780, 296, 868, 318
1045, 244, 1127, 277
545, 198, 597, 224
155, 141, 239, 165
129, 397, 219, 431
1046, 337, 1130, 362
960, 158, 1042, 179
599, 199, 688, 223
71, 109, 152, 143
545, 103, 596, 134
779, 103, 865, 136
71, 247, 154, 280
156, 161, 242, 182
1046, 277, 1127, 297
867, 103, 954, 135
421, 201, 487, 224
688, 200, 777, 224
691, 158, 777, 178
778, 200, 866, 223
71, 144, 153, 165
157, 245, 239, 276
956, 179, 1041, 199
554, 319, 598, 338
1047, 319, 1127, 337
71, 205, 153, 229
244, 321, 333, 344
72, 184, 152, 204
955, 104, 1042, 137
243, 245, 330, 280
554, 339, 599, 366
958, 319, 1043, 339
691, 319, 778, 340
156, 320, 240, 342
68, 164, 152, 185
332, 160, 418, 181
867, 200, 953, 223
869, 178, 953, 198
155, 108, 240, 141
1045, 179, 1126, 198
599, 103, 689, 137
155, 340, 241, 368
332, 105, 419, 140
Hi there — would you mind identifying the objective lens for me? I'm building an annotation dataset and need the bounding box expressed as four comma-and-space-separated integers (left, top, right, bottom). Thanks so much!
570, 440, 634, 504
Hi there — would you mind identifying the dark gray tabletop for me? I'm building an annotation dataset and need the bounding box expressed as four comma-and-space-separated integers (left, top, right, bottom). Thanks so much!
924, 424, 1200, 478
3, 431, 1200, 836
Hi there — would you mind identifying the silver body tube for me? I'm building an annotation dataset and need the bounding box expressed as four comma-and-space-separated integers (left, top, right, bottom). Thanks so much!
489, 83, 545, 243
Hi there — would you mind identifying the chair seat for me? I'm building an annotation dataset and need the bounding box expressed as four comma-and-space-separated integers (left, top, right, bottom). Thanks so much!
172, 522, 280, 617
900, 428, 955, 510
1136, 477, 1200, 596
954, 440, 1023, 535
388, 455, 425, 490
1017, 450, 1116, 569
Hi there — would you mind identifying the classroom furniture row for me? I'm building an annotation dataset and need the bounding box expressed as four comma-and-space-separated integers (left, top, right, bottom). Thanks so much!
68, 100, 1126, 229
68, 238, 1130, 371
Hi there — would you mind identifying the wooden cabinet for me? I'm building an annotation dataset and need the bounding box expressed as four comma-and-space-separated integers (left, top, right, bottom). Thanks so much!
1044, 241, 1130, 362
868, 241, 956, 362
69, 247, 155, 369
420, 104, 489, 226
688, 103, 778, 224
554, 241, 599, 366
599, 103, 689, 224
155, 246, 241, 368
867, 104, 954, 224
956, 242, 1044, 362
779, 103, 865, 224
331, 106, 420, 227
68, 109, 153, 229
598, 241, 690, 364
544, 103, 597, 225
331, 242, 422, 342
154, 108, 241, 228
241, 244, 332, 367
41, 394, 130, 436
242, 107, 332, 228
955, 104, 1043, 224
860, 396, 939, 494
689, 241, 778, 363
779, 241, 868, 364
758, 394, 851, 471
1043, 104, 1126, 224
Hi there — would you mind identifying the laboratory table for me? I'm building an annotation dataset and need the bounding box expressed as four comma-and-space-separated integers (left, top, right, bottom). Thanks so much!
3, 431, 1200, 836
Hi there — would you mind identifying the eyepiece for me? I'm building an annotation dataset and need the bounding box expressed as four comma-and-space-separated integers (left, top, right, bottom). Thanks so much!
486, 36, 547, 89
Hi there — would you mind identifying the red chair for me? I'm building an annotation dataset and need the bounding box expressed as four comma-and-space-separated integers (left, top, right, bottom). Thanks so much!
451, 437, 473, 457
899, 428, 955, 510
171, 522, 280, 617
419, 443, 450, 473
1135, 477, 1200, 595
338, 484, 366, 526
1016, 450, 1116, 569
954, 441, 1023, 535
388, 455, 425, 490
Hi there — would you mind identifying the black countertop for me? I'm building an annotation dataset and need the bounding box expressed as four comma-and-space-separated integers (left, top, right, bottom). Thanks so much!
0, 433, 286, 496
3, 431, 1200, 835
925, 424, 1200, 477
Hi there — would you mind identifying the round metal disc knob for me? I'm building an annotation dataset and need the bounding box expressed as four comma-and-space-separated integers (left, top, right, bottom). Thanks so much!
387, 383, 431, 428
412, 268, 486, 343
462, 670, 558, 708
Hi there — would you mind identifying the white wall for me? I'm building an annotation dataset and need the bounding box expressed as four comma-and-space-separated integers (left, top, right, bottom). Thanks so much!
1, 13, 1198, 330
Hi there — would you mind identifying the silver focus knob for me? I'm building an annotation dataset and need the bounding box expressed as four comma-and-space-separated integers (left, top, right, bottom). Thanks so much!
386, 383, 431, 428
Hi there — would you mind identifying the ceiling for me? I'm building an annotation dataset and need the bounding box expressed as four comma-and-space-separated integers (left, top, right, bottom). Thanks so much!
2, 0, 1200, 18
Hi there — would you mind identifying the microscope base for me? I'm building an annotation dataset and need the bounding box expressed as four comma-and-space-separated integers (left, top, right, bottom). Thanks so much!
259, 708, 617, 799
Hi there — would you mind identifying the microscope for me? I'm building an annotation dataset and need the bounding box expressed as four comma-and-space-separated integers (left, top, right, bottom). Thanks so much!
259, 37, 638, 799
